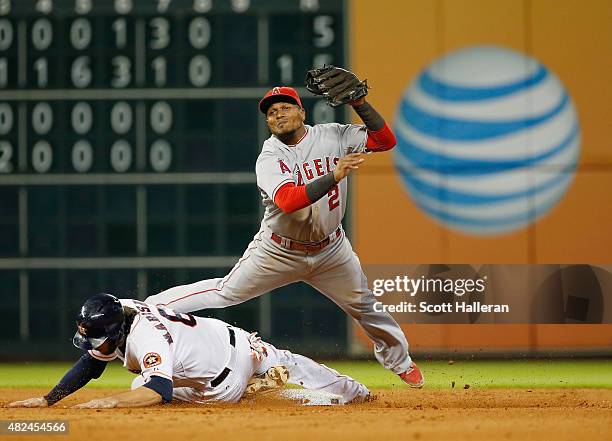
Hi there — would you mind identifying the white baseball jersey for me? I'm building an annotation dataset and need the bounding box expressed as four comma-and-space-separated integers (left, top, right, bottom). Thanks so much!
256, 123, 367, 242
87, 299, 370, 404
88, 299, 232, 390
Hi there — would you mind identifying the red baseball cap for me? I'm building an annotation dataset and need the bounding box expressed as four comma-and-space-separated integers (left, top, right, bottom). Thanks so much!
259, 86, 303, 114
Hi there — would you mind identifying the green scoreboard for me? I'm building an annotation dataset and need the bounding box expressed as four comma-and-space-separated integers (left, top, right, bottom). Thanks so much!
0, 0, 347, 357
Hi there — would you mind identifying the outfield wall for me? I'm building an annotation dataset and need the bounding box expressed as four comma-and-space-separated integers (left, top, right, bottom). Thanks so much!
349, 0, 612, 355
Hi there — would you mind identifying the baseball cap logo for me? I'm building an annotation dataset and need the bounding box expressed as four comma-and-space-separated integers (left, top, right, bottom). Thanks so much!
272, 87, 281, 95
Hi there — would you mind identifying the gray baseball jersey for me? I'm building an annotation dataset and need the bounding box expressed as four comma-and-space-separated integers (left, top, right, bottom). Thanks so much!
256, 123, 367, 242
145, 121, 413, 378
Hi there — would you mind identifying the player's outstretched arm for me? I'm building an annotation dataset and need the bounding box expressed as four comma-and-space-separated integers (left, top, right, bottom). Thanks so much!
6, 397, 49, 408
305, 65, 396, 151
74, 375, 171, 408
6, 352, 108, 408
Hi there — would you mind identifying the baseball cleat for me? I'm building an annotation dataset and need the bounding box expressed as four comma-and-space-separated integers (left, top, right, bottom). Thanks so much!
243, 365, 289, 397
399, 362, 424, 388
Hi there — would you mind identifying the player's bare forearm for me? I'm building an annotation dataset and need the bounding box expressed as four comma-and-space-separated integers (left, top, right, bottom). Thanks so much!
73, 386, 163, 409
5, 353, 112, 408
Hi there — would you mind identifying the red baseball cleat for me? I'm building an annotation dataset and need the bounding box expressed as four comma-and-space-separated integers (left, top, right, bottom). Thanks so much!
399, 362, 424, 388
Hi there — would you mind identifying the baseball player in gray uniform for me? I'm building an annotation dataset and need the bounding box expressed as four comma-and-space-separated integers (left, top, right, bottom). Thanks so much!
7, 294, 371, 408
145, 67, 424, 388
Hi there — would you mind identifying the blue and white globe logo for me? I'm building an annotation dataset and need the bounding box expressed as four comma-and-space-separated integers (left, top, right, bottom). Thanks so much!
394, 45, 580, 235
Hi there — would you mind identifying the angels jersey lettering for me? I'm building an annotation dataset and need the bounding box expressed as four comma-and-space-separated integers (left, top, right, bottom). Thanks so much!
256, 123, 367, 242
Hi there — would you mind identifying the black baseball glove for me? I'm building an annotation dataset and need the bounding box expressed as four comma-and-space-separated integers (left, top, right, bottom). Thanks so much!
305, 65, 368, 107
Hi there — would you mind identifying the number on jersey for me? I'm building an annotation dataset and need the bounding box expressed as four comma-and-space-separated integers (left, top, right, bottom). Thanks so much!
157, 306, 197, 327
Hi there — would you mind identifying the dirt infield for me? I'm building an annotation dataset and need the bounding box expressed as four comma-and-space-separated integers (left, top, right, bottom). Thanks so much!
1, 388, 611, 441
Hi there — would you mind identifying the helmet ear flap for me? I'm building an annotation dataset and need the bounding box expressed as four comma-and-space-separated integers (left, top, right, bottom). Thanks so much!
109, 320, 128, 349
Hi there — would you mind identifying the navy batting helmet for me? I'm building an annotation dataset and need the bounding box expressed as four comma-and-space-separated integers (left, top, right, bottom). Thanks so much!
73, 293, 125, 351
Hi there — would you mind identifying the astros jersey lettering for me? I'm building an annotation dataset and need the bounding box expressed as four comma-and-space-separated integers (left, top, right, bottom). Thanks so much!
256, 123, 367, 242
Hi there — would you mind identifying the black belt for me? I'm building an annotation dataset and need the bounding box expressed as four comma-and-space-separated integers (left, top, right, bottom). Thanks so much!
210, 327, 236, 388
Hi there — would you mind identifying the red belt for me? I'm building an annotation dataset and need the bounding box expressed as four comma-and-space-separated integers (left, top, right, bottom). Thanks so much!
271, 228, 341, 253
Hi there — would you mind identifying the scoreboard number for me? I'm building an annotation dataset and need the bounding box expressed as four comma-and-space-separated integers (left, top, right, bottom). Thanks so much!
115, 0, 133, 15
0, 19, 10, 88
71, 102, 93, 135
231, 0, 249, 13
151, 56, 167, 87
111, 101, 133, 135
33, 58, 48, 88
0, 103, 13, 135
70, 18, 92, 50
157, 0, 171, 14
112, 18, 127, 49
31, 102, 53, 135
0, 141, 12, 173
188, 17, 210, 49
150, 139, 171, 172
31, 140, 53, 173
193, 0, 212, 13
150, 17, 170, 50
313, 15, 334, 48
188, 55, 211, 87
72, 139, 93, 173
35, 0, 53, 15
75, 0, 93, 15
0, 0, 11, 15
0, 19, 13, 50
111, 55, 132, 88
111, 140, 132, 173
300, 0, 320, 11
150, 101, 172, 135
32, 18, 53, 50
71, 55, 92, 88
